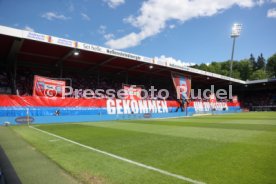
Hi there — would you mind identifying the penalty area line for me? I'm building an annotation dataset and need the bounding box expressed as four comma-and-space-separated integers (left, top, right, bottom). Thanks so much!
29, 126, 205, 184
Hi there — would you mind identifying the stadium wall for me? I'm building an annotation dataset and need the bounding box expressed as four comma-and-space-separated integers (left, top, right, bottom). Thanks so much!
0, 95, 241, 125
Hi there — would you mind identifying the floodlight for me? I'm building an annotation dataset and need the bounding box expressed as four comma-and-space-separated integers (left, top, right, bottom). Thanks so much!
231, 23, 242, 38
74, 50, 80, 56
229, 23, 242, 79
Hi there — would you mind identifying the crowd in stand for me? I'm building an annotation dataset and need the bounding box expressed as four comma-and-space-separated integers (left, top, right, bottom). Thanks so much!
0, 69, 275, 109
240, 92, 276, 109
0, 68, 174, 100
0, 71, 10, 94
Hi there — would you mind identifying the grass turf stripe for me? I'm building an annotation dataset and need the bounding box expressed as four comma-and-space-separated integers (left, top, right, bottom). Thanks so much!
30, 125, 206, 184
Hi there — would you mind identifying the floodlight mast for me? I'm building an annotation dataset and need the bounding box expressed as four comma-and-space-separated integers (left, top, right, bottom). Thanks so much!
229, 23, 242, 79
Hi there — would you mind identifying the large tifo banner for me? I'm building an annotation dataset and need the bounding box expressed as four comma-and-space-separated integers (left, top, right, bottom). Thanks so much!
122, 84, 142, 100
0, 95, 241, 125
33, 75, 65, 97
171, 72, 191, 100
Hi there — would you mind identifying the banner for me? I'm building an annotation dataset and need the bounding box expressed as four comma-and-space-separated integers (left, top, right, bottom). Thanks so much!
0, 95, 179, 108
106, 99, 168, 114
171, 73, 191, 100
33, 75, 65, 97
209, 93, 217, 103
232, 95, 238, 103
122, 84, 142, 100
0, 95, 240, 123
192, 101, 228, 112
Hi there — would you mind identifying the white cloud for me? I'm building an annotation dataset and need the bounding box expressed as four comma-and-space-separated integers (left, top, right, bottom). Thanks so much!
81, 13, 91, 21
155, 55, 196, 67
267, 8, 276, 18
271, 0, 276, 3
98, 25, 107, 34
105, 0, 264, 49
256, 0, 265, 5
104, 0, 125, 8
42, 12, 70, 21
98, 25, 115, 40
104, 33, 115, 40
169, 24, 176, 29
24, 26, 34, 32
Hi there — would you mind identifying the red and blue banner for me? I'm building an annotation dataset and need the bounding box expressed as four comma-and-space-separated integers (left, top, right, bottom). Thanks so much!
0, 95, 241, 125
171, 72, 191, 100
33, 75, 65, 97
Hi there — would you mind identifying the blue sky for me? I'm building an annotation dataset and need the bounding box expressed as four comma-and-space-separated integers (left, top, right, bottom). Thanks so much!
0, 0, 275, 65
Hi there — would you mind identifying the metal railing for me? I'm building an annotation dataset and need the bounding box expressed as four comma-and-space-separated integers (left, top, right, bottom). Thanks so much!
251, 105, 276, 111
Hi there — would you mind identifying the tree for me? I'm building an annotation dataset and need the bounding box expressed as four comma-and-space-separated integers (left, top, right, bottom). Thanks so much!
237, 59, 253, 80
249, 54, 257, 71
208, 62, 222, 74
231, 70, 241, 79
256, 53, 266, 70
266, 54, 276, 78
249, 69, 267, 80
190, 53, 275, 80
197, 63, 209, 71
221, 61, 230, 76
230, 61, 240, 79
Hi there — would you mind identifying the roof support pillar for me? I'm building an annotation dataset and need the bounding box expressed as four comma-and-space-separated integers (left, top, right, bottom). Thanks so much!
6, 38, 24, 94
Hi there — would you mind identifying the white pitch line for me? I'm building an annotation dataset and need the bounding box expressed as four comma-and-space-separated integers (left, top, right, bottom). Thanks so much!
30, 126, 206, 184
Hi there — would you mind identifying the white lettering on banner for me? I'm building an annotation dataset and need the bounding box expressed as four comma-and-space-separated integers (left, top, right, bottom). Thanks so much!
106, 49, 142, 61
131, 100, 139, 114
138, 100, 148, 113
56, 38, 76, 48
157, 101, 162, 113
122, 100, 131, 114
106, 100, 168, 115
203, 102, 210, 111
81, 43, 106, 53
161, 101, 169, 113
148, 100, 157, 113
116, 99, 123, 114
107, 100, 116, 114
26, 32, 49, 42
194, 102, 228, 112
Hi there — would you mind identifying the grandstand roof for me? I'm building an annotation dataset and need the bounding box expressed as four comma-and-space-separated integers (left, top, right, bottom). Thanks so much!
0, 25, 273, 87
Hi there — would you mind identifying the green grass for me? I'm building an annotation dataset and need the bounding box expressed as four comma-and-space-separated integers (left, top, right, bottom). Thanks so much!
0, 126, 79, 184
11, 112, 276, 184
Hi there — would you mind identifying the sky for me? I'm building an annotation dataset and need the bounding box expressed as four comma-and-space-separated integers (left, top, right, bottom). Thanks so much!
0, 0, 275, 65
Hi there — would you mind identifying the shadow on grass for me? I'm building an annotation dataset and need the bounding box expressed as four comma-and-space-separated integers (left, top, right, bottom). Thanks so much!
0, 146, 22, 184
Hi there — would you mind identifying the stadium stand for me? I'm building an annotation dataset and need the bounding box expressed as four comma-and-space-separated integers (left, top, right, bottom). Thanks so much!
0, 25, 275, 125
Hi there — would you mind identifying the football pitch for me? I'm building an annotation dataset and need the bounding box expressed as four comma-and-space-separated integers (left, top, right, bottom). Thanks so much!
2, 112, 276, 184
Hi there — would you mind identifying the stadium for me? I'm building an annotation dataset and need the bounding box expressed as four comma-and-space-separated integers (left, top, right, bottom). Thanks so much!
0, 24, 275, 184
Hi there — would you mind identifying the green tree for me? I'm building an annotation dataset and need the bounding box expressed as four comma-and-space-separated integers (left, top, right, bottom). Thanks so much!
249, 69, 267, 80
220, 61, 230, 76
237, 59, 253, 80
256, 53, 266, 70
232, 70, 241, 79
197, 63, 209, 71
208, 62, 222, 74
191, 53, 275, 80
266, 54, 276, 78
249, 54, 257, 71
